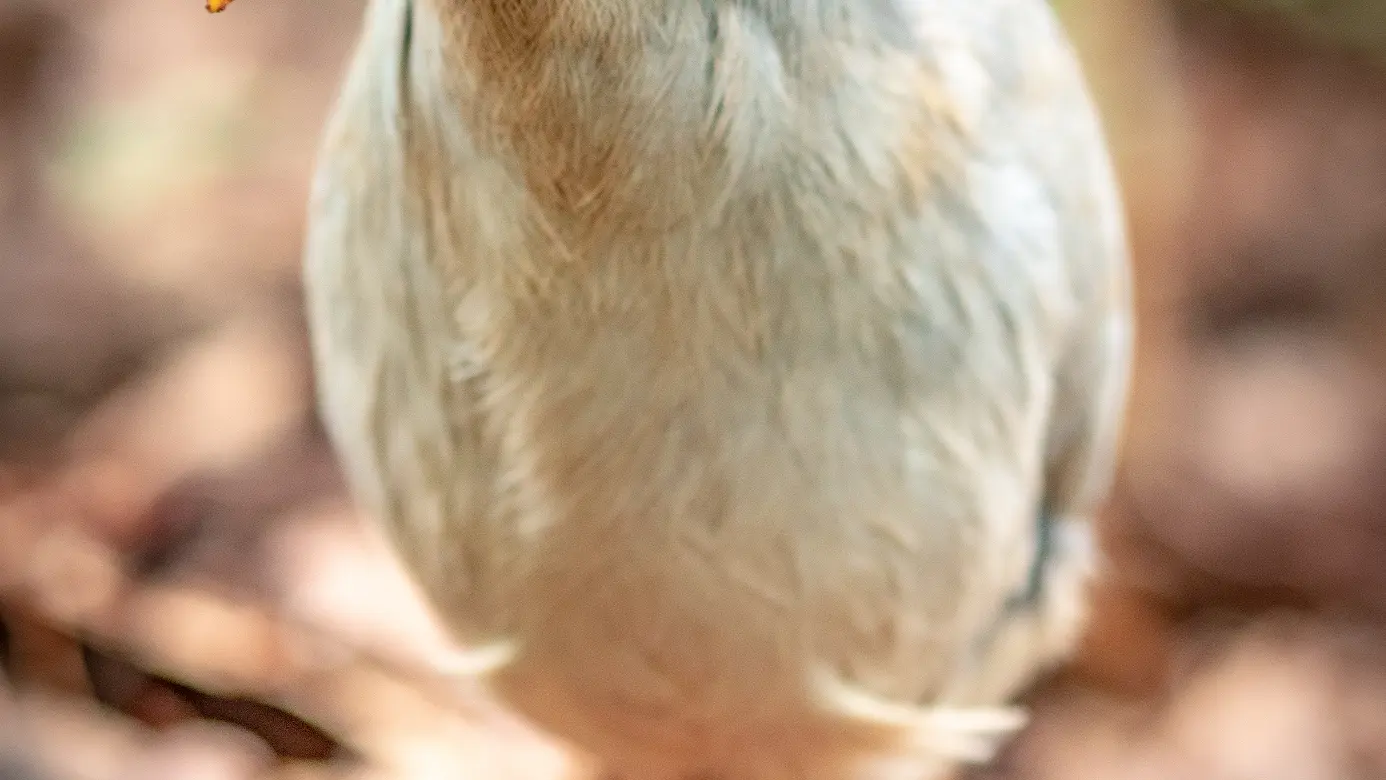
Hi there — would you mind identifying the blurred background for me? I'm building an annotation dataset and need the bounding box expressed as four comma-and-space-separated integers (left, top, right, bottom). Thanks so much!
0, 1, 1383, 779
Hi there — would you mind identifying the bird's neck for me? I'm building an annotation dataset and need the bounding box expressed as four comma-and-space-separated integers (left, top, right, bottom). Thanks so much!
374, 0, 928, 248
430, 0, 906, 55
398, 0, 814, 240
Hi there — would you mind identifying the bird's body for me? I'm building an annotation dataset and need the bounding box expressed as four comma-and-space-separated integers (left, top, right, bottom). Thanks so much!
303, 0, 1130, 778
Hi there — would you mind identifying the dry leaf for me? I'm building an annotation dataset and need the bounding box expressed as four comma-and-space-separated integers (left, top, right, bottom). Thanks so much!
206, 0, 234, 12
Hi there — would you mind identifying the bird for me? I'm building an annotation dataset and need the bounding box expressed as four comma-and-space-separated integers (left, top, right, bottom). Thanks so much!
301, 0, 1132, 778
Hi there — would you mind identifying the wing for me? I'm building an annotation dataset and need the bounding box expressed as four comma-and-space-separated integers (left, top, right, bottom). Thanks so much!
930, 0, 1133, 705
303, 0, 512, 672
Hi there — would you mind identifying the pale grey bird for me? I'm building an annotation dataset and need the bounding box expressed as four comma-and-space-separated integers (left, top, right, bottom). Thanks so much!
302, 0, 1132, 777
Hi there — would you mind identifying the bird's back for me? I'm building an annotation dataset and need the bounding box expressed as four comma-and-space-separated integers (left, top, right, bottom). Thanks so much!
304, 0, 1129, 776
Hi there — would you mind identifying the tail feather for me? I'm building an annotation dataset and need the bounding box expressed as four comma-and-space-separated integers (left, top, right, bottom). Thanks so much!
808, 667, 1027, 764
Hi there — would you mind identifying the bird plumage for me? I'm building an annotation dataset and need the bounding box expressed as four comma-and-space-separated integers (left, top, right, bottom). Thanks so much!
303, 0, 1131, 777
